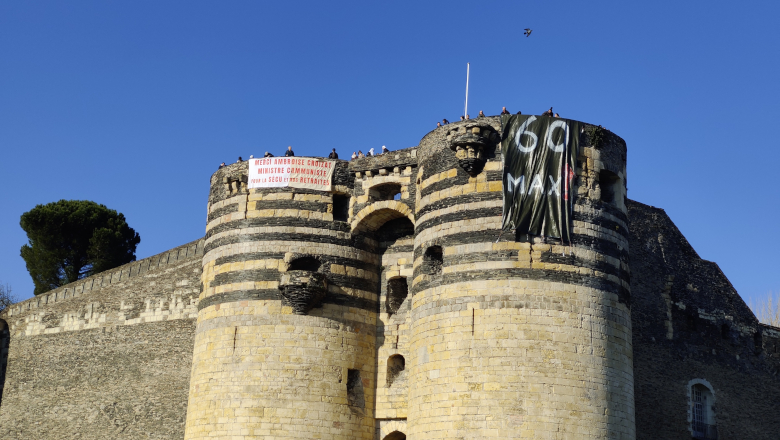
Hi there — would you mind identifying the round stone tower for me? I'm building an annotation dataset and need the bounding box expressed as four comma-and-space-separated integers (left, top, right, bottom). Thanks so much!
183, 160, 377, 439
408, 116, 634, 439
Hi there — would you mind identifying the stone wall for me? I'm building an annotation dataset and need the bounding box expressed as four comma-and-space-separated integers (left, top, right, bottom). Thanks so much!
0, 238, 204, 439
628, 200, 780, 439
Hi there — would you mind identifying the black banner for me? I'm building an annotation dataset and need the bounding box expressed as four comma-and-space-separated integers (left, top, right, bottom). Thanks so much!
500, 115, 581, 241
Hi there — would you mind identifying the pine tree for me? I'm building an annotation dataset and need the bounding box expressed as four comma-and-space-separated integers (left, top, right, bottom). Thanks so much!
20, 200, 141, 295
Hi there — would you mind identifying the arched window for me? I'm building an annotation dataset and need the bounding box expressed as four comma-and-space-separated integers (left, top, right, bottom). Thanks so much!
598, 169, 621, 205
383, 432, 406, 440
288, 256, 321, 272
423, 246, 443, 276
370, 183, 402, 202
720, 324, 730, 340
347, 369, 365, 409
754, 330, 763, 354
386, 354, 405, 387
689, 379, 717, 439
386, 277, 408, 316
0, 319, 9, 406
332, 194, 350, 222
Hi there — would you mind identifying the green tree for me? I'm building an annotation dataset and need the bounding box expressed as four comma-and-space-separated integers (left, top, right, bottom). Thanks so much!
20, 200, 141, 295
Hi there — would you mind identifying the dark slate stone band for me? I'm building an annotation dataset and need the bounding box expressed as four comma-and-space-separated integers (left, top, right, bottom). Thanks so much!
207, 203, 239, 222
198, 289, 280, 311
213, 252, 378, 273
573, 211, 629, 241
205, 231, 379, 255
415, 207, 503, 235
254, 199, 329, 213
211, 269, 280, 286
415, 192, 503, 220
419, 173, 470, 198
380, 244, 414, 255
198, 289, 378, 313
206, 217, 350, 239
215, 252, 286, 266
321, 291, 378, 312
412, 266, 630, 305
419, 170, 502, 198
209, 269, 380, 295
412, 229, 629, 264
411, 292, 631, 325
586, 199, 629, 225
422, 248, 627, 284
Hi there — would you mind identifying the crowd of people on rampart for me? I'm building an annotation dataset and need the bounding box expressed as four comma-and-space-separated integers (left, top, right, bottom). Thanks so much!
436, 106, 559, 128
218, 107, 564, 168
218, 144, 392, 169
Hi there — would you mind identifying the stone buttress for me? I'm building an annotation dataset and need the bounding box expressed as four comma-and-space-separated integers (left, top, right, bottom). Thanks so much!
407, 117, 635, 439
184, 160, 377, 440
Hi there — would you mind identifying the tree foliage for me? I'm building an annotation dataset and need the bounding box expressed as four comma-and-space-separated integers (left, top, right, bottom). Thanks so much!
0, 282, 15, 314
750, 291, 780, 327
20, 200, 141, 295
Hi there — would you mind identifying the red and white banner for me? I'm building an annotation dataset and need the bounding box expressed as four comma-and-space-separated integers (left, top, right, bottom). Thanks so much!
248, 157, 336, 192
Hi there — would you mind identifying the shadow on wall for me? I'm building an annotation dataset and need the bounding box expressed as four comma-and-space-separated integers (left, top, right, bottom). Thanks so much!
0, 319, 9, 407
386, 354, 406, 387
347, 368, 365, 415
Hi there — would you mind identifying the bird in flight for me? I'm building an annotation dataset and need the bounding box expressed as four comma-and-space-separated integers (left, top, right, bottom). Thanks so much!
524, 28, 532, 37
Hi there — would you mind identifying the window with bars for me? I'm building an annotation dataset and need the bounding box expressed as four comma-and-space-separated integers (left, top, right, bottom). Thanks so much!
690, 382, 717, 440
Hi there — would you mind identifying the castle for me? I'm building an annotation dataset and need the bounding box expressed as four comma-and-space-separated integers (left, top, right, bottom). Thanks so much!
1, 115, 779, 440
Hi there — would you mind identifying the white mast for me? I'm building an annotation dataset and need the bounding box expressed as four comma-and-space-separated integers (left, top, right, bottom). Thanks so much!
464, 62, 470, 118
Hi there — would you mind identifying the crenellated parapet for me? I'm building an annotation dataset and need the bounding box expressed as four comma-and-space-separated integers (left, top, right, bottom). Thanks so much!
0, 238, 204, 439
0, 238, 204, 337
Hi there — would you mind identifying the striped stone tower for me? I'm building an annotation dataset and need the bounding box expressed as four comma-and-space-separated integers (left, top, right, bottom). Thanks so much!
407, 116, 635, 439
183, 160, 377, 439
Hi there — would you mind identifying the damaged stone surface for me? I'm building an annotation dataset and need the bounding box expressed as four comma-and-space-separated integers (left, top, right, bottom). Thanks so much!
445, 121, 500, 176
278, 270, 328, 314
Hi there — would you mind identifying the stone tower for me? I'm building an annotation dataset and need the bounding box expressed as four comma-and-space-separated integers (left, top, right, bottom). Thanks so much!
407, 117, 634, 439
183, 115, 634, 439
184, 162, 379, 439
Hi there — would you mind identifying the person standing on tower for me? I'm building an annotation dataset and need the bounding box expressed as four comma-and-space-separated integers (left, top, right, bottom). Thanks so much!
328, 148, 338, 159
285, 146, 295, 157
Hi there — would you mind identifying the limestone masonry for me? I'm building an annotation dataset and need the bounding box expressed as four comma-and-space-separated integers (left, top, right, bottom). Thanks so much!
1, 115, 778, 439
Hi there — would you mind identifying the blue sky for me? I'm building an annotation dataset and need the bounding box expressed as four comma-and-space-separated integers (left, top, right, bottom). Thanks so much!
1, 1, 778, 306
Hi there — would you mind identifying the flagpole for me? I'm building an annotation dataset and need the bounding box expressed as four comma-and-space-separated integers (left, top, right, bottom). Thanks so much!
464, 63, 470, 118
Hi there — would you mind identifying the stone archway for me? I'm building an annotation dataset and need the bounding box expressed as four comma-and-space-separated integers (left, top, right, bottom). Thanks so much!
0, 319, 9, 406
350, 200, 414, 233
379, 420, 408, 440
